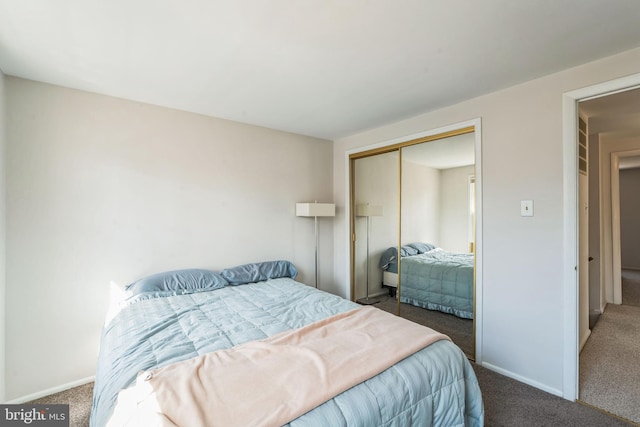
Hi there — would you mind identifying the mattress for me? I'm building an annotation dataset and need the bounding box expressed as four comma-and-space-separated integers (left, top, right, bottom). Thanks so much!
383, 270, 398, 287
91, 277, 483, 426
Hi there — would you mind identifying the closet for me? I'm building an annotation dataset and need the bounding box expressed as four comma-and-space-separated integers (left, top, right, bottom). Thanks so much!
350, 126, 478, 358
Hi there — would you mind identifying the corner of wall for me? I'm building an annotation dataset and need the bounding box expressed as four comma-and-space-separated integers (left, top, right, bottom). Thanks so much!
0, 68, 7, 402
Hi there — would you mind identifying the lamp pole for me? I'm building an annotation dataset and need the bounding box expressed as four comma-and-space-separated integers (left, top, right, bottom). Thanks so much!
365, 215, 371, 301
314, 214, 319, 288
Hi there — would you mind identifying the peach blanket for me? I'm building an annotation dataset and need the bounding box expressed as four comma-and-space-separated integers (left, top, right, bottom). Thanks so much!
107, 306, 449, 427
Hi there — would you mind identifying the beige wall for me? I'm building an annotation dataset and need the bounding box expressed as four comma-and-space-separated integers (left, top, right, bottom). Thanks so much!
333, 47, 640, 396
0, 68, 6, 402
4, 77, 333, 400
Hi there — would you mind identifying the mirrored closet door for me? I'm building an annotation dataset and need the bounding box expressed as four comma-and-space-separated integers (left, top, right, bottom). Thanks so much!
350, 127, 477, 359
399, 132, 476, 358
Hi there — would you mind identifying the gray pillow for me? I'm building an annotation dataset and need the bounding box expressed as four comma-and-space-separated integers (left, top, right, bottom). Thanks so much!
401, 245, 419, 256
221, 260, 298, 285
378, 247, 398, 270
125, 269, 228, 296
406, 242, 437, 254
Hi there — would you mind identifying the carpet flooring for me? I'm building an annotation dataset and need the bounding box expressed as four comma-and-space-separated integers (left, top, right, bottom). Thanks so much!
375, 295, 474, 357
29, 364, 634, 427
27, 296, 638, 427
622, 269, 640, 307
579, 303, 640, 424
28, 382, 93, 427
473, 363, 633, 427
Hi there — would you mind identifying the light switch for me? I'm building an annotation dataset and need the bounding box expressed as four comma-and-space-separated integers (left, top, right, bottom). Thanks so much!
521, 200, 534, 217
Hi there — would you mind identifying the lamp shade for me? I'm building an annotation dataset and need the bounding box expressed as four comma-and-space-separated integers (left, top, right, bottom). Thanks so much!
356, 204, 383, 217
296, 202, 335, 217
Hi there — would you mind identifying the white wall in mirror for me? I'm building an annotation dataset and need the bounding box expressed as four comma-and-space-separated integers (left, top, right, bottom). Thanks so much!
353, 152, 398, 300
401, 134, 475, 253
401, 158, 441, 245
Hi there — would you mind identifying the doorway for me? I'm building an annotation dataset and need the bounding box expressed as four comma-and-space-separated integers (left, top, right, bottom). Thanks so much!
618, 163, 640, 307
562, 72, 640, 401
573, 86, 640, 423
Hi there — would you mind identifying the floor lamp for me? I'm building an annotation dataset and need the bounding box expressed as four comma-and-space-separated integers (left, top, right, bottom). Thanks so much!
356, 204, 383, 305
296, 202, 335, 288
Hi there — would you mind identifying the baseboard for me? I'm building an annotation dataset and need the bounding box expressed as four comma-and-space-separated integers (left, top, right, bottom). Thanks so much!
621, 266, 640, 271
4, 376, 95, 404
357, 290, 388, 300
579, 329, 592, 352
370, 290, 388, 298
479, 362, 564, 398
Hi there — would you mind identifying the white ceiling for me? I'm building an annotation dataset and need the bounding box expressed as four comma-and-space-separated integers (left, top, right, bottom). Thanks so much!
1, 1, 640, 140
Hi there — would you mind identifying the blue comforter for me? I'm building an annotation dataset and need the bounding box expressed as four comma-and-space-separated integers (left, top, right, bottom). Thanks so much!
400, 249, 474, 319
91, 278, 483, 426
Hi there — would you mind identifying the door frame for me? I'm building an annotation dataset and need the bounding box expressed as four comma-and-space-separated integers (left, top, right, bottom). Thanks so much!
562, 72, 640, 400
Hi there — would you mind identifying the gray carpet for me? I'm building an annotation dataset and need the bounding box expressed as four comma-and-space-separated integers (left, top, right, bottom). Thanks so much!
24, 296, 638, 427
579, 303, 640, 424
473, 363, 633, 426
376, 295, 474, 357
28, 382, 93, 427
622, 269, 640, 307
28, 365, 634, 427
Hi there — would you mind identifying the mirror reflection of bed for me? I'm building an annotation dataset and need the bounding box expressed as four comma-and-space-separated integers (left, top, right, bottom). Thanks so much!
351, 130, 476, 359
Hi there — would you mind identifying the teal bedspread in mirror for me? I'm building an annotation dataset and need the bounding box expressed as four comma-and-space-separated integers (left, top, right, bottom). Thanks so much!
400, 249, 474, 319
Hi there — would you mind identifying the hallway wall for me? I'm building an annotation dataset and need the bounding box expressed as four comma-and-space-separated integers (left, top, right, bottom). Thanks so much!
620, 167, 640, 270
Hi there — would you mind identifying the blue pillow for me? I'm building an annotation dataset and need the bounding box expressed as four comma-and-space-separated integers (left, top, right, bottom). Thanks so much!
221, 261, 298, 285
401, 245, 419, 256
407, 242, 437, 254
379, 244, 433, 270
125, 269, 228, 296
378, 247, 397, 270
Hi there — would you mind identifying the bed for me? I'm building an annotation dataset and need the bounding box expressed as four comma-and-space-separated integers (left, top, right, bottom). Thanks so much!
91, 261, 483, 426
380, 243, 474, 319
